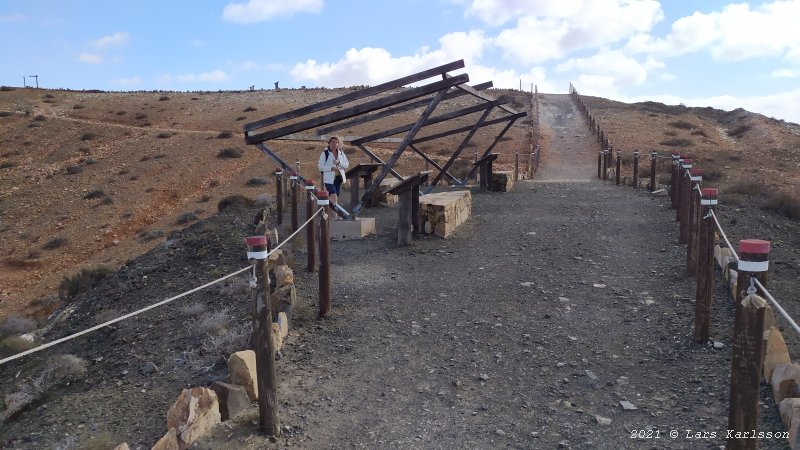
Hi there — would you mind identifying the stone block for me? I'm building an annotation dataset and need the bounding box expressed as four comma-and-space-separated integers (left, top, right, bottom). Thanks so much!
490, 171, 515, 192
112, 444, 130, 450
419, 190, 471, 238
228, 351, 257, 401
277, 311, 289, 338
151, 428, 180, 450
272, 322, 283, 352
270, 285, 296, 318
166, 387, 221, 448
765, 326, 791, 382
273, 265, 293, 288
210, 381, 251, 421
330, 217, 376, 240
772, 363, 800, 404
373, 179, 399, 206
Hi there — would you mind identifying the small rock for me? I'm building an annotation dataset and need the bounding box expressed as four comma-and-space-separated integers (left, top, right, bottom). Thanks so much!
595, 415, 612, 425
558, 297, 570, 302
142, 362, 158, 374
585, 370, 598, 380
593, 283, 606, 288
479, 374, 490, 381
620, 400, 637, 410
495, 429, 506, 436
713, 341, 724, 349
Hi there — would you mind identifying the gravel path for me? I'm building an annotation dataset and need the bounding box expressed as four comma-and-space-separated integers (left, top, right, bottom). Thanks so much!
196, 95, 791, 449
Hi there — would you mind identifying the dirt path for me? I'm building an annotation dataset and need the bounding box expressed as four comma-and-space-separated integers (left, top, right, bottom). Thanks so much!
194, 95, 773, 449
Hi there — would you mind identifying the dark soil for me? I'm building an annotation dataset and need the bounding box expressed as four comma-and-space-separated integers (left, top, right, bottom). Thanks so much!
2, 94, 800, 449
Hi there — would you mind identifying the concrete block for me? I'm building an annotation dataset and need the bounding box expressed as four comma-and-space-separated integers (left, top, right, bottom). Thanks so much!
330, 217, 376, 240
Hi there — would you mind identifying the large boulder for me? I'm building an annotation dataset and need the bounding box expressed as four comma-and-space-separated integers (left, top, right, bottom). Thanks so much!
772, 363, 800, 404
151, 428, 180, 450
228, 351, 258, 401
210, 381, 251, 421
165, 387, 221, 448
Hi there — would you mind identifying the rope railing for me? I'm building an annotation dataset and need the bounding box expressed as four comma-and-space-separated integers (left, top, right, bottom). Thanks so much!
0, 206, 326, 367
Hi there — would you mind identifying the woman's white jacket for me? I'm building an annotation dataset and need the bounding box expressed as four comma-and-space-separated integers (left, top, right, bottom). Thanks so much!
317, 147, 349, 184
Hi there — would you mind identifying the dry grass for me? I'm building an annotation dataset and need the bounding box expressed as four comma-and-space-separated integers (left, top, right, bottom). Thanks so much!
217, 147, 243, 159
57, 266, 113, 302
764, 192, 800, 220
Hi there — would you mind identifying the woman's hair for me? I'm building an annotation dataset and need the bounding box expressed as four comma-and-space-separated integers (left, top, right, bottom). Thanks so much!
327, 136, 340, 145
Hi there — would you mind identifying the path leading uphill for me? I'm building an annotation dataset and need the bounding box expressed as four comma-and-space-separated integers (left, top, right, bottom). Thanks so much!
196, 95, 781, 449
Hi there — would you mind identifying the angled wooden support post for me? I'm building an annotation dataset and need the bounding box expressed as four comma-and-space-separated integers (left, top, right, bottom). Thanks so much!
245, 235, 279, 436
694, 188, 718, 343
687, 168, 703, 275
632, 151, 639, 188
354, 144, 403, 181
353, 87, 452, 216
317, 191, 332, 318
727, 239, 770, 450
275, 169, 283, 226
649, 151, 657, 192
428, 106, 494, 189
408, 144, 461, 186
389, 172, 429, 245
458, 117, 518, 186
305, 180, 317, 272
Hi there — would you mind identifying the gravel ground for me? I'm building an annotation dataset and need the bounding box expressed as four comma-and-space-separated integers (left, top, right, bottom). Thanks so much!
2, 94, 795, 449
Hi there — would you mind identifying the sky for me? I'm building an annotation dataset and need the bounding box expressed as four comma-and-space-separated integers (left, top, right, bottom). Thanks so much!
1, 0, 799, 124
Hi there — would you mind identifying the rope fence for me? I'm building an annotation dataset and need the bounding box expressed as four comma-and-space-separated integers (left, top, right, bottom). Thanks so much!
570, 83, 799, 450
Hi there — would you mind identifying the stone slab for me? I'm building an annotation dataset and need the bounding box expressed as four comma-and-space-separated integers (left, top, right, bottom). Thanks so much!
419, 190, 471, 238
330, 217, 376, 240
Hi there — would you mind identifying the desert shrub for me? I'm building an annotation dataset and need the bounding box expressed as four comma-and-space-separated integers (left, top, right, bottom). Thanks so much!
0, 316, 37, 337
43, 236, 68, 250
243, 106, 257, 112
82, 189, 105, 199
0, 336, 36, 356
669, 120, 695, 130
197, 309, 231, 334
722, 193, 745, 206
727, 180, 763, 196
198, 194, 211, 203
176, 212, 198, 224
0, 161, 17, 169
217, 130, 233, 139
139, 229, 164, 242
158, 95, 170, 101
154, 153, 167, 159
499, 136, 513, 142
236, 116, 246, 121
0, 111, 13, 117
663, 130, 678, 136
72, 104, 84, 110
659, 138, 692, 147
217, 147, 243, 159
134, 112, 147, 120
43, 94, 54, 99
50, 354, 88, 379
763, 192, 800, 220
691, 129, 709, 138
727, 124, 751, 138
33, 115, 46, 122
116, 111, 126, 116
139, 155, 151, 162
701, 167, 724, 182
208, 179, 220, 187
218, 195, 255, 212
179, 302, 207, 316
83, 157, 98, 165
246, 177, 268, 186
58, 266, 113, 302
66, 165, 83, 175
156, 132, 173, 139
80, 132, 96, 141
0, 86, 14, 91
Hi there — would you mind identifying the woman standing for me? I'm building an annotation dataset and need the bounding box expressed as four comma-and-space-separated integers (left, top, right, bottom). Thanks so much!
317, 136, 349, 214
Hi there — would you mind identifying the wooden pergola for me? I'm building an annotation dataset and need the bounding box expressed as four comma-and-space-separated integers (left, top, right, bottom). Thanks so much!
242, 59, 526, 217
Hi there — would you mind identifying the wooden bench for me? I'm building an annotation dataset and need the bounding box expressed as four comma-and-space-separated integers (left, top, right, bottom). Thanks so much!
388, 171, 430, 245
473, 153, 498, 192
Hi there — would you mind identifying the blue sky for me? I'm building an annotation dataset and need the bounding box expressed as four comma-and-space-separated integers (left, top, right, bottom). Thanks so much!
2, 0, 799, 123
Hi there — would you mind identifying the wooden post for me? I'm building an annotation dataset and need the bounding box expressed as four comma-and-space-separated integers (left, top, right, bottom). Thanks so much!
514, 152, 519, 181
350, 173, 360, 210
397, 191, 412, 245
602, 149, 608, 180
317, 191, 332, 319
479, 163, 488, 192
597, 150, 602, 179
275, 169, 283, 226
290, 172, 299, 234
686, 168, 702, 275
694, 188, 718, 343
670, 153, 680, 208
474, 150, 479, 183
245, 235, 279, 436
282, 168, 289, 199
305, 180, 317, 272
649, 151, 657, 192
632, 151, 639, 188
727, 239, 771, 450
615, 150, 621, 185
679, 159, 693, 244
412, 184, 421, 236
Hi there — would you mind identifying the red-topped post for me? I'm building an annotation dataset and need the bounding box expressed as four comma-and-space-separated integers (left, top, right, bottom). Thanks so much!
305, 179, 317, 272
317, 191, 332, 319
728, 239, 770, 450
687, 168, 703, 275
694, 188, 718, 343
245, 235, 279, 436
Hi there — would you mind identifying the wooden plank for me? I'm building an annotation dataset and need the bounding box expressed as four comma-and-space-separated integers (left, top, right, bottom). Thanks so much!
411, 112, 526, 144
408, 144, 461, 186
354, 89, 448, 216
350, 98, 506, 145
356, 144, 404, 181
315, 81, 493, 136
388, 172, 425, 195
243, 60, 465, 133
473, 153, 499, 165
245, 74, 469, 144
345, 163, 382, 179
446, 74, 520, 115
459, 117, 519, 184
429, 106, 493, 189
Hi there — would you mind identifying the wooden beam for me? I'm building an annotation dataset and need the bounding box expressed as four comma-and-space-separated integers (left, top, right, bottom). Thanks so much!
245, 74, 469, 144
459, 117, 519, 184
353, 89, 447, 216
428, 106, 493, 189
350, 98, 506, 146
411, 112, 526, 144
408, 144, 461, 186
446, 74, 520, 116
243, 60, 465, 134
315, 81, 493, 136
355, 144, 404, 181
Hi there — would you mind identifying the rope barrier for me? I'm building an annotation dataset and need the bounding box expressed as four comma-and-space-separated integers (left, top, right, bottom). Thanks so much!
709, 210, 739, 262
754, 278, 800, 336
0, 206, 326, 367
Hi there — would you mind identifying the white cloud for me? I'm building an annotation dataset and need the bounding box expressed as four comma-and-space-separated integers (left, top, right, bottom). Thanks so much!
556, 49, 654, 94
0, 14, 25, 23
772, 69, 800, 78
78, 53, 103, 64
465, 0, 575, 26
291, 30, 488, 87
113, 76, 142, 86
488, 0, 663, 64
176, 70, 230, 83
89, 32, 129, 48
222, 0, 322, 24
626, 1, 800, 62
